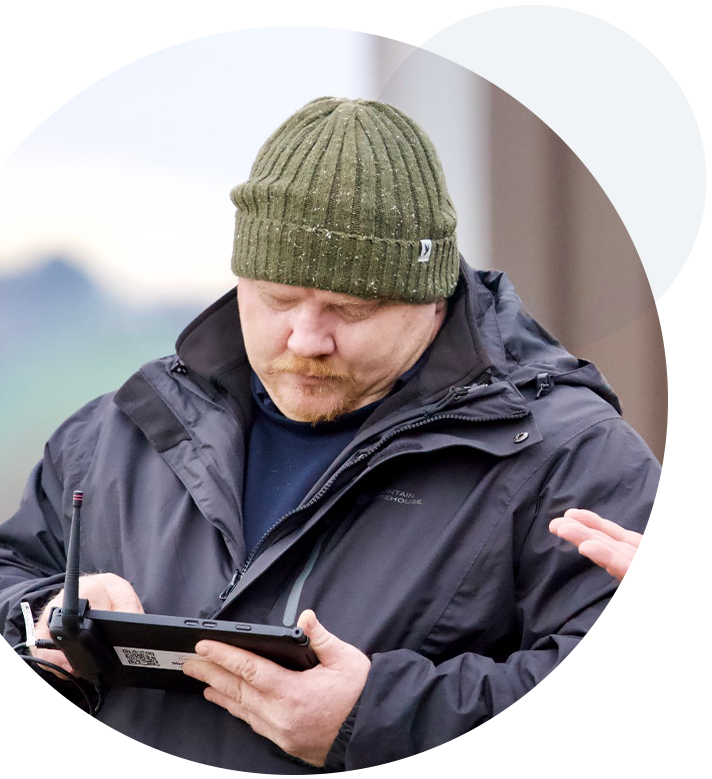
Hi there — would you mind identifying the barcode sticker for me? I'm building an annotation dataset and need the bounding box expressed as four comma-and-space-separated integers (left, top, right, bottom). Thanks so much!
114, 646, 200, 670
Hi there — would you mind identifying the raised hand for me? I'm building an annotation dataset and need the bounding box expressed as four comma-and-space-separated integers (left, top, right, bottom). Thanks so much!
549, 508, 642, 581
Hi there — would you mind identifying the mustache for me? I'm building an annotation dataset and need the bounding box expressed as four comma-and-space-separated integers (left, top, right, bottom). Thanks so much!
267, 355, 356, 384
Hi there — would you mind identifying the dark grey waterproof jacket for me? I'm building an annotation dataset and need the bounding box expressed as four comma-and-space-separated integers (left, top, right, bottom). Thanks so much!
0, 264, 660, 773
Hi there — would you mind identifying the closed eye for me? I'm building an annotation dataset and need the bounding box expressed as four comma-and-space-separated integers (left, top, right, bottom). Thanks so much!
330, 301, 381, 321
258, 291, 298, 311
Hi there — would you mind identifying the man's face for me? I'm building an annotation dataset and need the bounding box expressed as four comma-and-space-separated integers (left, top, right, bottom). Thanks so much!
238, 279, 447, 423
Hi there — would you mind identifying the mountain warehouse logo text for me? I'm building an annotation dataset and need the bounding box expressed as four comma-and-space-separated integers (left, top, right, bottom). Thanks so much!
374, 489, 423, 506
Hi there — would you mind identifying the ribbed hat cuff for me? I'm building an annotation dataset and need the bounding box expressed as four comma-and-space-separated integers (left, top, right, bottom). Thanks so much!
231, 211, 459, 303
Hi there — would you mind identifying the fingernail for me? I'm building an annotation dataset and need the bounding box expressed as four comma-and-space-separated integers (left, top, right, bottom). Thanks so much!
195, 643, 208, 656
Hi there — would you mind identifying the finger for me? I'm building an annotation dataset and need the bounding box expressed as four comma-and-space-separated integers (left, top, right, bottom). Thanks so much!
563, 509, 643, 547
30, 645, 74, 675
298, 609, 348, 668
99, 574, 145, 613
183, 659, 265, 712
203, 685, 275, 741
555, 520, 638, 559
35, 595, 62, 634
549, 517, 565, 533
553, 518, 637, 552
550, 509, 670, 567
551, 517, 603, 546
579, 541, 654, 597
579, 541, 670, 611
63, 574, 144, 612
77, 582, 113, 611
193, 641, 289, 693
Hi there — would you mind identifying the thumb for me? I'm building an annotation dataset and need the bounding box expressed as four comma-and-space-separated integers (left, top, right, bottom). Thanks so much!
298, 609, 349, 668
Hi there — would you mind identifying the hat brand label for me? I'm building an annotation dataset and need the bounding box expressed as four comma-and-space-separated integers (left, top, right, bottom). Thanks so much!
418, 239, 432, 262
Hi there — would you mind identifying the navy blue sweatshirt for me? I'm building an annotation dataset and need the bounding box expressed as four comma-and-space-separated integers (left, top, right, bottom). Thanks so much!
243, 358, 425, 556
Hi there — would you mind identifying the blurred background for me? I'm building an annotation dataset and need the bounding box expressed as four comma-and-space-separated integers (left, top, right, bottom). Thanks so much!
0, 28, 666, 514
0, 27, 669, 515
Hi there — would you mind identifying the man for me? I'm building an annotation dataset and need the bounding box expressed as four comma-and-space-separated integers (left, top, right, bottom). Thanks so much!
0, 97, 659, 772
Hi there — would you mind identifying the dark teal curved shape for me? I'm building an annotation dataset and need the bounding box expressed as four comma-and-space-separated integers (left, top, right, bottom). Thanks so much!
331, 0, 712, 379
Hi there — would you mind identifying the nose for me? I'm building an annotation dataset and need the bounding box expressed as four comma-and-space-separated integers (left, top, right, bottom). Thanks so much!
286, 308, 336, 358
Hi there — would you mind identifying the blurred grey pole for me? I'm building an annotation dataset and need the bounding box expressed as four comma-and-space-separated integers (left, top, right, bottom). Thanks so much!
364, 34, 666, 462
364, 36, 492, 272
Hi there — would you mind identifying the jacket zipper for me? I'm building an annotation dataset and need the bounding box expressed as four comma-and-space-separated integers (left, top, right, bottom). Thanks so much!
424, 384, 477, 415
535, 372, 552, 398
219, 570, 241, 600
218, 392, 524, 602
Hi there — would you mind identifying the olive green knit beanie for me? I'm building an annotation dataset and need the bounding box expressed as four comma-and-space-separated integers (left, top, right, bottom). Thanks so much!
230, 97, 459, 303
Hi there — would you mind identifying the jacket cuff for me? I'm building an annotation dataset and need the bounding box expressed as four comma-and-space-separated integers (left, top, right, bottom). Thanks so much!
322, 700, 360, 772
4, 579, 82, 701
2, 574, 66, 646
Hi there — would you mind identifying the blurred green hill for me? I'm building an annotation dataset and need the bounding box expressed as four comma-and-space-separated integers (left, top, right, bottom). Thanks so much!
0, 256, 212, 777
0, 258, 212, 515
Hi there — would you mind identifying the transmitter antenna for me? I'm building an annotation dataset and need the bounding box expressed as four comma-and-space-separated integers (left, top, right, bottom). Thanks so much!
62, 490, 83, 637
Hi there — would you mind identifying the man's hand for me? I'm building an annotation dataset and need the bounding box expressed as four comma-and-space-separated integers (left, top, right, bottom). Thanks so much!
182, 609, 371, 767
32, 573, 144, 675
549, 508, 642, 581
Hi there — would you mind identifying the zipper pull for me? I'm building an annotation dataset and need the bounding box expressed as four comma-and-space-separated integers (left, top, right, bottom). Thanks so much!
219, 569, 241, 601
426, 385, 471, 416
535, 372, 552, 399
171, 358, 188, 376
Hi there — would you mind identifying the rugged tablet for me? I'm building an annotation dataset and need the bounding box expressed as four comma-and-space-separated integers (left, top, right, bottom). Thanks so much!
46, 491, 318, 691
48, 606, 317, 690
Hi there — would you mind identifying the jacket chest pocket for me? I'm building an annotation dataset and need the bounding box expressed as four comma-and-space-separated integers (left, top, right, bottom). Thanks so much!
277, 454, 512, 654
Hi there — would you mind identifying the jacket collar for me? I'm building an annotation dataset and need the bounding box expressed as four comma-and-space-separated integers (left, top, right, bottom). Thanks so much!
175, 289, 246, 378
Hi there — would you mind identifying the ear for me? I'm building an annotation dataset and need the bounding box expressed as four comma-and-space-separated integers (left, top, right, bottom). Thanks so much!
434, 297, 448, 328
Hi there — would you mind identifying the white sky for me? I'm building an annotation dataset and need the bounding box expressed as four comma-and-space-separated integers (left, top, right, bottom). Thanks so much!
0, 28, 379, 305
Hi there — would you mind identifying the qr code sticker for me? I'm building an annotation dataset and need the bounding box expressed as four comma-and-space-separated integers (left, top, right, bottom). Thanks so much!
121, 648, 160, 667
114, 646, 199, 670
